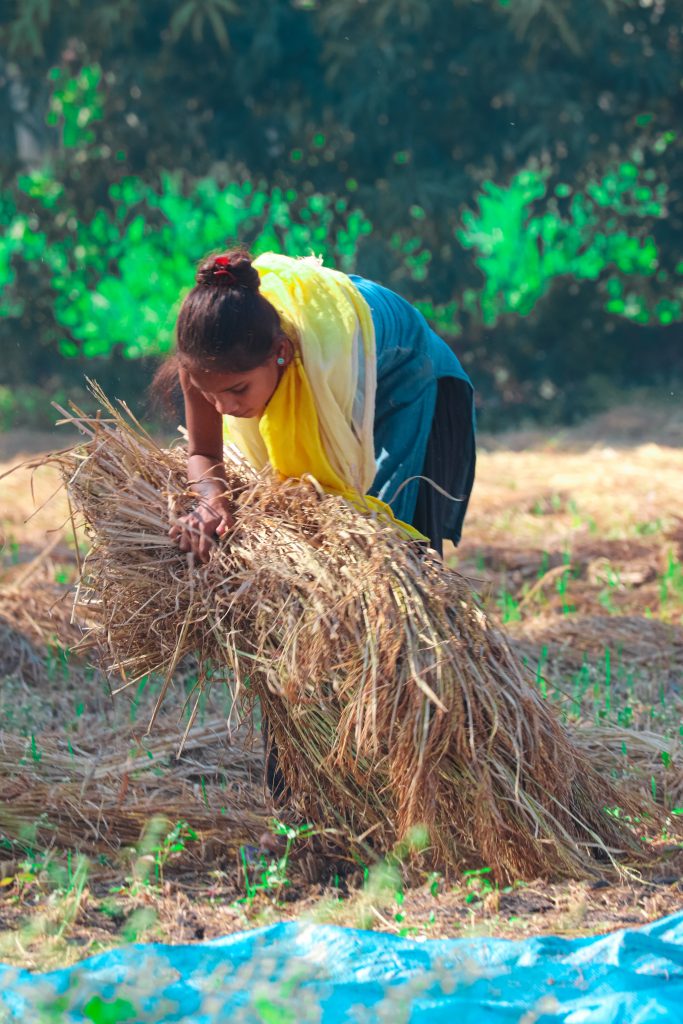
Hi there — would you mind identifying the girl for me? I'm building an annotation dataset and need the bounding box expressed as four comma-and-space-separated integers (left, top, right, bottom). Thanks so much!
158, 249, 475, 562
156, 248, 475, 803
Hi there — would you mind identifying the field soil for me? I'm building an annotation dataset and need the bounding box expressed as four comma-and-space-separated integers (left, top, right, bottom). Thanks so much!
0, 400, 681, 969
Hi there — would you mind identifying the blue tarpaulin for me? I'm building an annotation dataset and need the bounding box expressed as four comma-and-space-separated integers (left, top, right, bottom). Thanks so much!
1, 913, 682, 1022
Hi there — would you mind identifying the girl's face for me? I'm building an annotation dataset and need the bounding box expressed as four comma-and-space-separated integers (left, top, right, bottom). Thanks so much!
184, 340, 289, 419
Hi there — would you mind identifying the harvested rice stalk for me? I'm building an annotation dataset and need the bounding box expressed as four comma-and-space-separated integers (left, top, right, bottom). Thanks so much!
0, 721, 266, 864
41, 388, 656, 881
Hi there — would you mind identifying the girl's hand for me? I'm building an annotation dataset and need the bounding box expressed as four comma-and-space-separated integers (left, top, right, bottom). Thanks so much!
169, 496, 234, 564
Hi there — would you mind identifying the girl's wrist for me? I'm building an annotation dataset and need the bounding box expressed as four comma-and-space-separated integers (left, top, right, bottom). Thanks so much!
186, 482, 230, 515
195, 483, 229, 503
207, 491, 231, 508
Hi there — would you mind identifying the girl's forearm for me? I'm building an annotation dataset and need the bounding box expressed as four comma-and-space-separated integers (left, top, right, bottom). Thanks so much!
187, 453, 229, 501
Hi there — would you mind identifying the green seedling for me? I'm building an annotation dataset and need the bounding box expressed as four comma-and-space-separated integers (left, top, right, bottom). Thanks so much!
52, 564, 72, 585
593, 647, 613, 720
44, 642, 70, 681
634, 518, 663, 537
568, 499, 597, 534
531, 492, 564, 516
128, 674, 150, 723
556, 550, 576, 615
462, 866, 495, 904
110, 818, 198, 894
497, 588, 521, 624
239, 820, 316, 903
152, 820, 198, 883
597, 564, 622, 614
659, 550, 683, 614
54, 855, 90, 940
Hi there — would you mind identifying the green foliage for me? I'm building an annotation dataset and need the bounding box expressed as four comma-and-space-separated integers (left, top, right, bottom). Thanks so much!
458, 157, 681, 328
0, 191, 47, 318
0, 65, 373, 365
169, 0, 240, 51
239, 820, 316, 902
34, 173, 370, 360
659, 551, 683, 618
1, 1, 681, 424
129, 817, 198, 885
3, 0, 54, 57
47, 65, 105, 149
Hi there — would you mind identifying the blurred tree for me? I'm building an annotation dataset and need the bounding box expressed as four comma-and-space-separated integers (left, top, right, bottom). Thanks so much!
0, 0, 680, 424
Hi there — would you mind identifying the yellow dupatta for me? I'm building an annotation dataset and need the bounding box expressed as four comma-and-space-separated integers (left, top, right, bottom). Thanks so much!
223, 253, 425, 540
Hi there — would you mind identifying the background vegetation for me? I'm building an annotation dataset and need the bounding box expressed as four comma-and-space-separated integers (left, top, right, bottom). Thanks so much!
1, 0, 681, 428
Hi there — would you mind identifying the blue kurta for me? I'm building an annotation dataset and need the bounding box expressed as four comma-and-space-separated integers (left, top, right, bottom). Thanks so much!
350, 276, 474, 532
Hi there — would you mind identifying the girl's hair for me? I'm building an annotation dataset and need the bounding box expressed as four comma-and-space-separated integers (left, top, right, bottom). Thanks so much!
151, 248, 281, 412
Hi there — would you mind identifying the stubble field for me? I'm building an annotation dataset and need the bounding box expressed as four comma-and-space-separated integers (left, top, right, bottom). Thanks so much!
0, 402, 681, 971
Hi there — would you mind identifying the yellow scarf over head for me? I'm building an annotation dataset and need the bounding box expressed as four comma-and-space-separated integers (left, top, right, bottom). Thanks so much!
223, 253, 424, 539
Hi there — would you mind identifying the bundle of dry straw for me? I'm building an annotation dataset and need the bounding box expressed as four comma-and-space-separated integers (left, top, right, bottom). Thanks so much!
46, 388, 652, 882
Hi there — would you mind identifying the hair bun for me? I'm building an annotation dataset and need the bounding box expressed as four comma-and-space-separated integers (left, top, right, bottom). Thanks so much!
196, 250, 261, 291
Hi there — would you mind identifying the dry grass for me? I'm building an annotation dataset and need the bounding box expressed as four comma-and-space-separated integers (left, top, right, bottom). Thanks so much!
1, 399, 682, 967
0, 720, 265, 865
26, 387, 668, 885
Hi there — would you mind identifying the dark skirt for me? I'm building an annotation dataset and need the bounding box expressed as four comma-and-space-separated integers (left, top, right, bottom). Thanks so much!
262, 714, 288, 802
411, 376, 476, 555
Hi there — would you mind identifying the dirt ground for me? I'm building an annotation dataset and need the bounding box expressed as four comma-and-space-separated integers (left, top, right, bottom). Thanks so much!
0, 400, 681, 970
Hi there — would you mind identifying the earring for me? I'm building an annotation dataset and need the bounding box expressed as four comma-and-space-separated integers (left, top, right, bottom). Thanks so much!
277, 356, 286, 366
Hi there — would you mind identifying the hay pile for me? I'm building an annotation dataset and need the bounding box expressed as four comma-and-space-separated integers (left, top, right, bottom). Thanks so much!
43, 390, 655, 882
0, 585, 82, 683
0, 719, 266, 867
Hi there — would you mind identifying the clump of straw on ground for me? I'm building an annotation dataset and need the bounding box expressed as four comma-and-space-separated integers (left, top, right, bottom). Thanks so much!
0, 721, 266, 867
43, 387, 656, 882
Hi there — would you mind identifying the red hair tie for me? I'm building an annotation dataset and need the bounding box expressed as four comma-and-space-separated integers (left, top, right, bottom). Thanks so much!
213, 255, 236, 282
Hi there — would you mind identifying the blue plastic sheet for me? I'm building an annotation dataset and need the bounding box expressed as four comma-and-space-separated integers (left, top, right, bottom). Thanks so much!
1, 913, 682, 1022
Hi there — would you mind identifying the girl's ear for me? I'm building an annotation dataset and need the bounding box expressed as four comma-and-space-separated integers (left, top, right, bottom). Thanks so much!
277, 332, 295, 366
